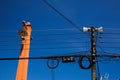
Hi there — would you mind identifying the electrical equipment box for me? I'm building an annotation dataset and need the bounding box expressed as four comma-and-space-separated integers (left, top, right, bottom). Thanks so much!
62, 56, 75, 63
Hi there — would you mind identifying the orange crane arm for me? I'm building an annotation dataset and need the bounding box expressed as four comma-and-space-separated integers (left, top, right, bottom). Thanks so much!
16, 21, 32, 80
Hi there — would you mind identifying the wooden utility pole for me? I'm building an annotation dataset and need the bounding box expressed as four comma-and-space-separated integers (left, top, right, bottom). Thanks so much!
16, 21, 32, 80
83, 26, 103, 80
91, 26, 96, 80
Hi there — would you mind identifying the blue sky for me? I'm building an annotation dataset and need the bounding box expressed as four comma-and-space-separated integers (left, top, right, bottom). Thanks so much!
0, 0, 120, 80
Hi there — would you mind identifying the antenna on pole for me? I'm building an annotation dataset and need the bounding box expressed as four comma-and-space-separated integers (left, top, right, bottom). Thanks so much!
100, 73, 109, 80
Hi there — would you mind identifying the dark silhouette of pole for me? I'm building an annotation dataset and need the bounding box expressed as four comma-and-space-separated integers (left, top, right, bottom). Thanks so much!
91, 26, 96, 80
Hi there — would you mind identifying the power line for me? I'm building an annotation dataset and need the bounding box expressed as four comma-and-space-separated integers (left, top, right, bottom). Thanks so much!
104, 28, 120, 30
1, 28, 120, 33
0, 37, 89, 43
96, 60, 101, 80
33, 37, 89, 40
0, 30, 18, 32
42, 0, 81, 31
99, 41, 120, 44
0, 28, 120, 32
100, 32, 120, 34
98, 36, 120, 39
99, 46, 120, 49
32, 28, 82, 31
0, 32, 85, 37
0, 39, 20, 42
0, 54, 120, 61
0, 41, 90, 47
0, 46, 89, 51
0, 28, 81, 32
1, 28, 120, 32
33, 32, 85, 36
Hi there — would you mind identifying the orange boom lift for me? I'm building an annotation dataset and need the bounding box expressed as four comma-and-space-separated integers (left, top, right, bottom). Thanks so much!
16, 21, 32, 80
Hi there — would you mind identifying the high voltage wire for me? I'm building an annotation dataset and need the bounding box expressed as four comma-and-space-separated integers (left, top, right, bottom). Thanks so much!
1, 33, 120, 37
0, 28, 120, 32
32, 32, 85, 36
99, 46, 120, 49
0, 33, 120, 42
42, 0, 81, 31
32, 37, 89, 40
4, 32, 85, 35
0, 36, 89, 41
96, 60, 101, 80
1, 30, 120, 42
1, 27, 120, 58
1, 37, 120, 49
99, 42, 120, 44
0, 58, 120, 62
0, 41, 90, 46
55, 50, 91, 56
96, 45, 120, 52
0, 30, 18, 32
2, 40, 120, 48
0, 54, 120, 61
32, 28, 82, 31
0, 40, 20, 42
0, 37, 89, 43
0, 32, 85, 37
0, 32, 82, 36
98, 36, 120, 39
0, 28, 120, 33
104, 28, 120, 30
0, 46, 89, 51
100, 32, 120, 34
0, 28, 81, 32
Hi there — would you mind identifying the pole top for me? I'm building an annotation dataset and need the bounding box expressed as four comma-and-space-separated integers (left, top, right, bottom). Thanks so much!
22, 20, 31, 26
83, 26, 103, 32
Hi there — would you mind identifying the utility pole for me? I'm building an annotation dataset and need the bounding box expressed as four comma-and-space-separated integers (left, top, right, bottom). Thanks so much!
83, 26, 103, 80
91, 26, 96, 80
16, 21, 32, 80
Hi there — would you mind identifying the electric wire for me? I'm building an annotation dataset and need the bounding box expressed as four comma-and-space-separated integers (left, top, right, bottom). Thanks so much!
0, 30, 18, 32
33, 37, 89, 40
104, 32, 120, 34
42, 0, 81, 31
1, 29, 120, 61
32, 28, 81, 31
96, 58, 101, 80
1, 28, 120, 32
0, 42, 87, 47
0, 46, 89, 51
104, 28, 120, 30
0, 28, 81, 32
0, 32, 85, 38
33, 32, 85, 36
1, 28, 120, 35
99, 41, 120, 44
0, 41, 90, 46
0, 36, 90, 42
99, 46, 120, 49
98, 36, 120, 40
0, 40, 21, 42
0, 54, 120, 61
